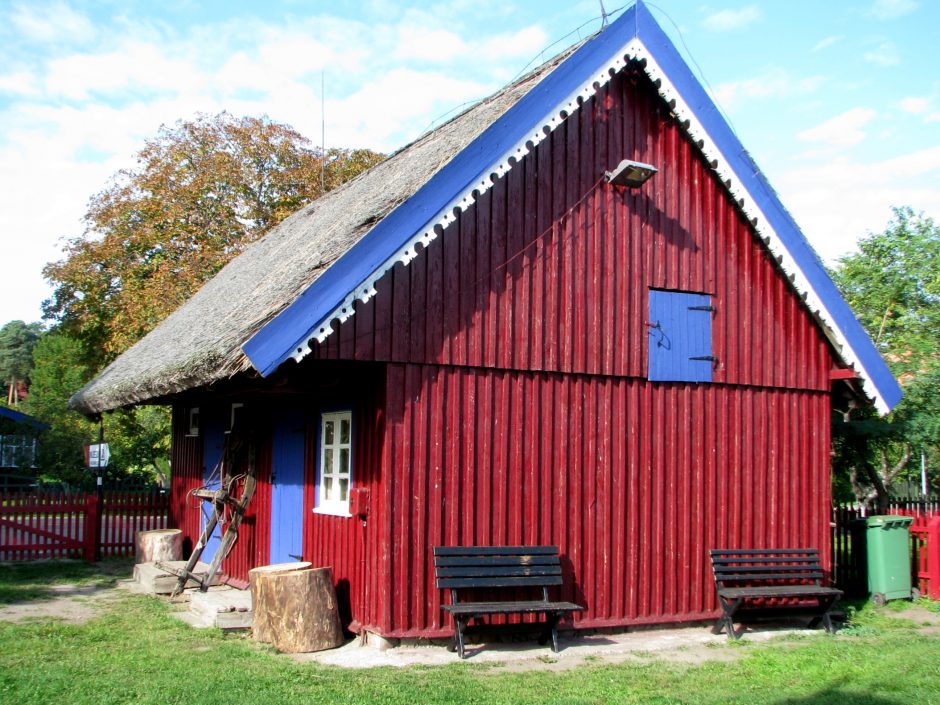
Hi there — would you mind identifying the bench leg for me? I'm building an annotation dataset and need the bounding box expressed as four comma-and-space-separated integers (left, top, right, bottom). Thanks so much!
454, 616, 469, 659
715, 597, 743, 640
538, 613, 563, 652
807, 596, 839, 634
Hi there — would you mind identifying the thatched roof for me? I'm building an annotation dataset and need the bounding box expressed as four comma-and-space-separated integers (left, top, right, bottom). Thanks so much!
70, 48, 576, 415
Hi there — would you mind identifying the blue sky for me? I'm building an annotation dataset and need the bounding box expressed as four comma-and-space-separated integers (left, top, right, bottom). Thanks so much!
1, 0, 938, 325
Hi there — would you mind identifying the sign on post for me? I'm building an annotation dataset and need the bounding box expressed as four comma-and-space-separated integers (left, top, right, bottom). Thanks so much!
84, 443, 111, 469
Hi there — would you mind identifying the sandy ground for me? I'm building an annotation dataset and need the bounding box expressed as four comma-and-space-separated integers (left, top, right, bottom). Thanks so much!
0, 582, 125, 624
292, 624, 816, 671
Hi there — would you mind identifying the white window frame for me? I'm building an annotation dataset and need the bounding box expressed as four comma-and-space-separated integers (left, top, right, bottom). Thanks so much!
314, 410, 353, 517
186, 407, 200, 437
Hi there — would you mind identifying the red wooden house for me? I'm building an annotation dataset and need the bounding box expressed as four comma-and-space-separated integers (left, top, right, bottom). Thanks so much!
72, 2, 901, 639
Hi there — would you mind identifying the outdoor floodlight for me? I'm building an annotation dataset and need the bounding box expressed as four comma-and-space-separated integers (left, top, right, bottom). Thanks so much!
604, 159, 658, 187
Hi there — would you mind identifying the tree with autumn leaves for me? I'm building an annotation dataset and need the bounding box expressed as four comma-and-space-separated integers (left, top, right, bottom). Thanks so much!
44, 112, 383, 369
29, 112, 383, 484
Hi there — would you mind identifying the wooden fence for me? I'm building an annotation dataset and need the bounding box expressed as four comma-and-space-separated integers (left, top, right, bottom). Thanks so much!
832, 498, 940, 599
0, 489, 169, 561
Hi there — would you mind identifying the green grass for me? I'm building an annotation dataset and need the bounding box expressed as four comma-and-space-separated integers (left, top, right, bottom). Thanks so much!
1, 562, 939, 705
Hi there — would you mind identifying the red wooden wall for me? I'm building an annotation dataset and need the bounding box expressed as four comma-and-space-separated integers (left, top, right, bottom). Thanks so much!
313, 67, 835, 635
377, 364, 831, 636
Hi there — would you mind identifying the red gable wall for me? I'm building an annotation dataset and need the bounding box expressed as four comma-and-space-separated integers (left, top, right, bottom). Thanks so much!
313, 67, 832, 393
300, 68, 836, 636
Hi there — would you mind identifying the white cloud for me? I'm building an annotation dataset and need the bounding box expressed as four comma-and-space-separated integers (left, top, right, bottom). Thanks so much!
868, 0, 919, 19
0, 70, 39, 97
812, 35, 844, 52
863, 41, 900, 66
900, 96, 931, 114
44, 41, 203, 100
396, 26, 469, 61
9, 1, 96, 44
779, 144, 940, 262
798, 107, 877, 147
702, 6, 761, 31
712, 68, 824, 110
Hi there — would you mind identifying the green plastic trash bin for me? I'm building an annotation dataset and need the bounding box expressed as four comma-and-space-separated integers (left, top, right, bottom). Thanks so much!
863, 515, 914, 605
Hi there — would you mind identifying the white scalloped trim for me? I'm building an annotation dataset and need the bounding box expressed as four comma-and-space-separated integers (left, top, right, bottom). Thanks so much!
284, 35, 886, 413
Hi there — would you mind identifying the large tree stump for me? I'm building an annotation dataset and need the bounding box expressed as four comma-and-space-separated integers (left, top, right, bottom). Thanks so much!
135, 529, 182, 563
249, 562, 312, 644
250, 564, 343, 653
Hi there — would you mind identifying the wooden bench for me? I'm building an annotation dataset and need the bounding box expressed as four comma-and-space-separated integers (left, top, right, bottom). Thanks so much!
709, 548, 843, 640
433, 546, 584, 658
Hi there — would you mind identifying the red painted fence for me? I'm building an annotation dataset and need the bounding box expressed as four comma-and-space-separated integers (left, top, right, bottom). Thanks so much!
0, 489, 169, 561
832, 499, 940, 599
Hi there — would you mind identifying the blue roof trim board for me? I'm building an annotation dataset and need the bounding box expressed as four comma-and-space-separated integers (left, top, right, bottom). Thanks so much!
0, 406, 49, 430
243, 0, 902, 413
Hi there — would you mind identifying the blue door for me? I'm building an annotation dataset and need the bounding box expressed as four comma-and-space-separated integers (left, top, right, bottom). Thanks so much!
201, 414, 225, 563
270, 407, 306, 564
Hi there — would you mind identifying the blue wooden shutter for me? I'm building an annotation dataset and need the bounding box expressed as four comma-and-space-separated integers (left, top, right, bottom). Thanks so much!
648, 290, 714, 382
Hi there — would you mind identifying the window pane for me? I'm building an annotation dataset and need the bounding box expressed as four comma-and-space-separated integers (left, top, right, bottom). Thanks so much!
339, 478, 349, 502
324, 420, 334, 446
339, 448, 350, 474
340, 419, 350, 444
324, 476, 334, 501
324, 448, 334, 474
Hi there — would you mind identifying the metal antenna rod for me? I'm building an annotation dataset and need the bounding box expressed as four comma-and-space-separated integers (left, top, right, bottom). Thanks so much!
320, 70, 326, 195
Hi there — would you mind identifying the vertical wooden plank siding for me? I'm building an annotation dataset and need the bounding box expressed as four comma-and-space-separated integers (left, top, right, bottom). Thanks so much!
169, 405, 204, 556
380, 364, 832, 637
312, 68, 833, 394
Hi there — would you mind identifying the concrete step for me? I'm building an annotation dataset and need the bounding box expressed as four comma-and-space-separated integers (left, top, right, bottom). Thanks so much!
132, 561, 218, 595
188, 588, 253, 630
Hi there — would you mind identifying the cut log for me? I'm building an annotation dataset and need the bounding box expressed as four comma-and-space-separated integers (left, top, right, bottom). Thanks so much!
251, 565, 344, 653
249, 562, 312, 644
135, 529, 182, 564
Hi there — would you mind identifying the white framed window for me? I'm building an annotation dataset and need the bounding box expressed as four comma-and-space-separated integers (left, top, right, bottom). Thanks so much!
315, 410, 352, 516
0, 435, 37, 468
186, 407, 200, 437
226, 403, 244, 434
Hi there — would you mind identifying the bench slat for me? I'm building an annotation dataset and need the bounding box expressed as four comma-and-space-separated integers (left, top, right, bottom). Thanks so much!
436, 565, 562, 578
437, 575, 564, 589
443, 600, 582, 615
433, 546, 559, 557
434, 555, 560, 567
710, 549, 818, 558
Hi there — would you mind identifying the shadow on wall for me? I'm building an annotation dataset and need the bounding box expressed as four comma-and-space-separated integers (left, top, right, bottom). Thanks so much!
773, 688, 906, 705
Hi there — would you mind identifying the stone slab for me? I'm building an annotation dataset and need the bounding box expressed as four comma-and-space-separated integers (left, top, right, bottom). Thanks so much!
189, 588, 253, 629
132, 561, 217, 595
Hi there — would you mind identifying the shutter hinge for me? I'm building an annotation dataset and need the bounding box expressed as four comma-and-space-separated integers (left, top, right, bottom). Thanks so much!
688, 305, 716, 312
689, 355, 718, 362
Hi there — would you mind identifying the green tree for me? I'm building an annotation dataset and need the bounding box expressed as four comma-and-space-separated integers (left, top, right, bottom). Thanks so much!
0, 320, 43, 405
21, 332, 95, 484
831, 207, 940, 506
43, 112, 384, 368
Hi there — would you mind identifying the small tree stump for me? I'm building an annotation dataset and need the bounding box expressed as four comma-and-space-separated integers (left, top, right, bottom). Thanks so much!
249, 562, 312, 644
251, 564, 343, 653
135, 529, 182, 563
